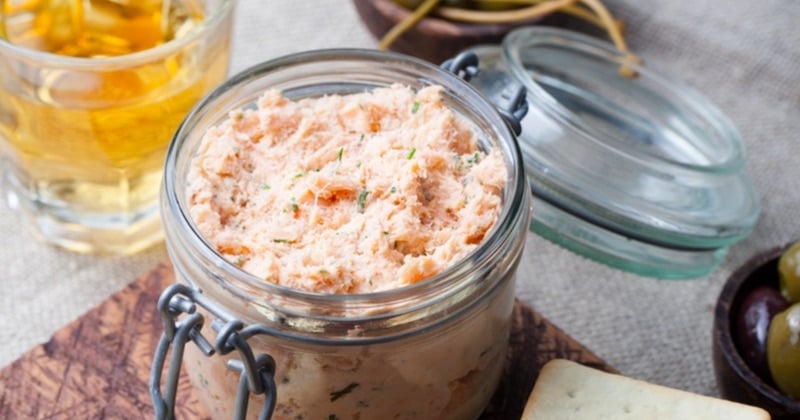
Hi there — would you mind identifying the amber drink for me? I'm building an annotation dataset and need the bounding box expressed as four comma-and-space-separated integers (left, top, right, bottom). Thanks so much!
0, 0, 233, 254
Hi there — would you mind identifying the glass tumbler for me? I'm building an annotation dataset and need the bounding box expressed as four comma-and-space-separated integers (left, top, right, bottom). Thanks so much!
153, 49, 531, 419
0, 0, 234, 255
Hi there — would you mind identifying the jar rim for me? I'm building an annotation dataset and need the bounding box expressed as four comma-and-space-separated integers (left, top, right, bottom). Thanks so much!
0, 0, 234, 69
162, 48, 530, 314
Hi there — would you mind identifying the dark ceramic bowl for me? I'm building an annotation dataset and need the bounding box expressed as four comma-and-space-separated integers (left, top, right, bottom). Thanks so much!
352, 0, 543, 64
713, 243, 800, 419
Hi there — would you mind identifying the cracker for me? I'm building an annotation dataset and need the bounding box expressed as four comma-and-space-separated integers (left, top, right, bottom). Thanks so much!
522, 359, 770, 419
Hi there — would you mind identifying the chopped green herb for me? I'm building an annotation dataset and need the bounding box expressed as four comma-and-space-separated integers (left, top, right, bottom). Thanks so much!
330, 382, 360, 402
359, 133, 365, 142
357, 189, 369, 213
390, 186, 397, 193
291, 202, 299, 212
382, 230, 389, 235
411, 101, 420, 114
454, 154, 465, 171
260, 183, 271, 190
272, 238, 293, 244
337, 147, 344, 162
407, 147, 417, 160
356, 161, 362, 168
294, 172, 304, 178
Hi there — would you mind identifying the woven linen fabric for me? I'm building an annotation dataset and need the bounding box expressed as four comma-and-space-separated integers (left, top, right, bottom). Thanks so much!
1, 0, 798, 402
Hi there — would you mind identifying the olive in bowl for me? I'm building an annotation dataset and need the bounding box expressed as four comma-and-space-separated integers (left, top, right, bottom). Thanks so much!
352, 0, 539, 63
713, 242, 800, 419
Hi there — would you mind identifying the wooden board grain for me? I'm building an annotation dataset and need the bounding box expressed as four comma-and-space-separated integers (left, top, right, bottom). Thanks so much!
0, 262, 613, 419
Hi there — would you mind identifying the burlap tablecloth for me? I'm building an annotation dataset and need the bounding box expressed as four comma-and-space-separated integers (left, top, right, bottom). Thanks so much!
2, 0, 798, 402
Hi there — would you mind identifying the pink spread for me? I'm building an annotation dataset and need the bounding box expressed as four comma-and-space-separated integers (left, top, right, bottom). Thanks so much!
187, 84, 506, 293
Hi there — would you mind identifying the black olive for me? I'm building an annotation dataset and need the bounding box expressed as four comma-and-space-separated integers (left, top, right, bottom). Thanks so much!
734, 285, 790, 382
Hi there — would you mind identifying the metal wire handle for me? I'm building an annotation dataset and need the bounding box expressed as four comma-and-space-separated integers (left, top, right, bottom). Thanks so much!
441, 51, 529, 136
149, 283, 277, 420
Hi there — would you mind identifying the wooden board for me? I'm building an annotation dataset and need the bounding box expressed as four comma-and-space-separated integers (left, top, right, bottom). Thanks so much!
0, 262, 613, 419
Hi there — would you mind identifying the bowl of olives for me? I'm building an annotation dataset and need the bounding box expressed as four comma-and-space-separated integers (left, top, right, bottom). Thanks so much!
713, 241, 800, 419
352, 0, 540, 63
352, 0, 626, 64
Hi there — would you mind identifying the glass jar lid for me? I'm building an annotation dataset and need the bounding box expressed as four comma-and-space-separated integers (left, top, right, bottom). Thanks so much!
466, 27, 760, 279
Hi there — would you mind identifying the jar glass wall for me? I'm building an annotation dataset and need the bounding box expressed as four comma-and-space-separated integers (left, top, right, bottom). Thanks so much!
160, 49, 531, 419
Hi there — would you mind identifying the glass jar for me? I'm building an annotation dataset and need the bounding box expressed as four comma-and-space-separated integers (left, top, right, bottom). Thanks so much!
155, 49, 531, 419
466, 27, 760, 279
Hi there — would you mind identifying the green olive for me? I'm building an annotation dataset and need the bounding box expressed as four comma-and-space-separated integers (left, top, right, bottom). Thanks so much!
779, 241, 800, 302
391, 0, 426, 9
470, 0, 525, 11
391, 0, 472, 10
767, 303, 800, 398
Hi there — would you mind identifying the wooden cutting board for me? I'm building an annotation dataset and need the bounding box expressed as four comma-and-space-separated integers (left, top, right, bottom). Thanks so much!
0, 262, 613, 419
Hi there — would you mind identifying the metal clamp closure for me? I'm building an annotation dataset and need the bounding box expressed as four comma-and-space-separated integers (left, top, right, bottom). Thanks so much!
442, 51, 529, 136
150, 283, 277, 420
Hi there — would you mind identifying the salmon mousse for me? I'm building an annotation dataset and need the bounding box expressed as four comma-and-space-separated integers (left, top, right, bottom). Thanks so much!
187, 84, 507, 294
173, 79, 526, 420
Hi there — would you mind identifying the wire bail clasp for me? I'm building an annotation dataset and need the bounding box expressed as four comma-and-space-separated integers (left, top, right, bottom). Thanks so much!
149, 283, 277, 420
441, 51, 529, 136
